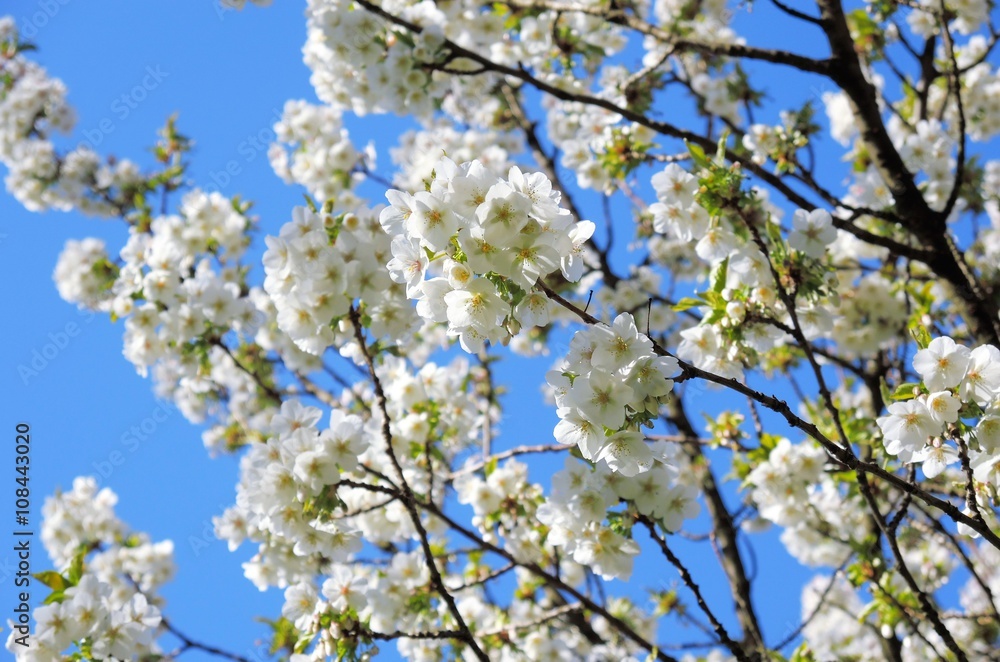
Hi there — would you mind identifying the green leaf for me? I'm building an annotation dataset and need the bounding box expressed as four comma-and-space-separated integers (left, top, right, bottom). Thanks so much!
42, 590, 66, 605
715, 130, 730, 164
394, 30, 415, 48
879, 378, 892, 409
764, 218, 783, 245
685, 140, 710, 169
34, 571, 69, 592
890, 382, 922, 401
789, 642, 816, 662
705, 309, 725, 324
857, 600, 879, 622
409, 441, 423, 459
672, 297, 705, 312
908, 324, 931, 350
484, 456, 498, 477
710, 257, 729, 293
697, 290, 725, 309
258, 616, 299, 655
846, 561, 868, 588
606, 511, 634, 538
68, 545, 86, 585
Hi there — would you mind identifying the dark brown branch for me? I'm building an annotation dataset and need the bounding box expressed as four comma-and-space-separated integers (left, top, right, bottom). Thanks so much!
422, 497, 679, 662
162, 615, 252, 662
816, 0, 1000, 346
343, 474, 675, 659
856, 472, 969, 661
447, 443, 567, 479
348, 307, 490, 661
663, 397, 765, 653
769, 0, 825, 25
939, 5, 967, 222
504, 0, 833, 75
955, 435, 988, 528
640, 518, 751, 661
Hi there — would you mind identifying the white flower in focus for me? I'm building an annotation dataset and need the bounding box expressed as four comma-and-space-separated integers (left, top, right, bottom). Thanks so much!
626, 355, 678, 401
961, 344, 1000, 406
876, 400, 942, 457
912, 443, 959, 478
651, 163, 698, 207
925, 391, 961, 425
591, 313, 651, 371
561, 220, 595, 282
385, 235, 428, 297
410, 191, 459, 251
553, 407, 604, 460
567, 371, 635, 430
677, 325, 721, 367
595, 430, 653, 477
443, 278, 506, 333
913, 336, 971, 391
513, 291, 551, 328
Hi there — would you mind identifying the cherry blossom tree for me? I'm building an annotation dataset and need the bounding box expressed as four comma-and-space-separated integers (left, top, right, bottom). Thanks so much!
3, 0, 1000, 658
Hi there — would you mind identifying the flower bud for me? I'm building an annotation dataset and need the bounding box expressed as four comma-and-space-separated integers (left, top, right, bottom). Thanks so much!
445, 259, 473, 289
726, 300, 747, 323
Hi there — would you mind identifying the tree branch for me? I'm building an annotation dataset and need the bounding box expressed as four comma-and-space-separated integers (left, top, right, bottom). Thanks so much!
348, 307, 490, 661
538, 280, 1000, 548
640, 517, 752, 661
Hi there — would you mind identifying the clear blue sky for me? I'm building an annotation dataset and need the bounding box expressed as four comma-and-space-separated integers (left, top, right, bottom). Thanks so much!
0, 1, 889, 659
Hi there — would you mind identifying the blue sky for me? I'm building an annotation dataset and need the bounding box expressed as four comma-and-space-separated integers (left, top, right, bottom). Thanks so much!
1, 3, 318, 659
0, 1, 917, 660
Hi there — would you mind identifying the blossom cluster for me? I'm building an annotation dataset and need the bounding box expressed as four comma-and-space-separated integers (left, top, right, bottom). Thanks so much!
216, 359, 504, 659
455, 459, 547, 560
55, 189, 270, 436
744, 437, 864, 567
388, 120, 522, 194
214, 400, 368, 591
646, 156, 915, 375
877, 336, 1000, 487
0, 20, 139, 215
538, 451, 700, 580
381, 156, 594, 352
8, 477, 172, 661
305, 0, 454, 118
268, 99, 371, 204
263, 204, 417, 355
7, 0, 1000, 659
797, 565, 995, 660
548, 313, 679, 476
892, 118, 959, 213
217, 355, 486, 590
